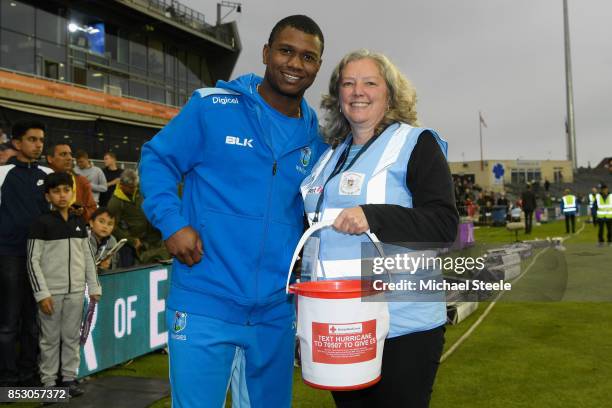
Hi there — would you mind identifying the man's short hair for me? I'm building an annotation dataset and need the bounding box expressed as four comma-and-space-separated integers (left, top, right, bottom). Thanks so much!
11, 120, 46, 141
104, 151, 117, 160
91, 207, 116, 221
268, 15, 324, 55
0, 141, 15, 151
44, 172, 73, 193
120, 169, 139, 186
46, 143, 69, 157
74, 150, 88, 160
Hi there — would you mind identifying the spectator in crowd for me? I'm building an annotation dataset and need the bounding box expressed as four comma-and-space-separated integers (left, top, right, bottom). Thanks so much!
0, 141, 16, 165
588, 187, 598, 226
99, 152, 122, 207
497, 191, 510, 220
594, 184, 612, 245
544, 178, 550, 192
476, 191, 487, 224
0, 120, 51, 387
27, 172, 101, 396
107, 169, 169, 265
543, 192, 553, 208
88, 207, 119, 270
45, 143, 97, 221
521, 183, 537, 234
74, 150, 107, 204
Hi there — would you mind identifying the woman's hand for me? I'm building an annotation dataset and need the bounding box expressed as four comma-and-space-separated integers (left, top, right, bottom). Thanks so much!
333, 207, 370, 234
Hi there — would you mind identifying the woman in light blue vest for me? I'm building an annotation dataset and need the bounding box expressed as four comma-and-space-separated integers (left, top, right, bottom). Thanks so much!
301, 49, 459, 407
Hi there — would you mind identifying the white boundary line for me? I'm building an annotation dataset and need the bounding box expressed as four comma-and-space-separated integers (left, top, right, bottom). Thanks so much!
440, 219, 586, 363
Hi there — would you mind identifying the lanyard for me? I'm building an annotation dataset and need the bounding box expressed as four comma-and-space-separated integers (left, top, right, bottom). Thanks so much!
312, 134, 378, 222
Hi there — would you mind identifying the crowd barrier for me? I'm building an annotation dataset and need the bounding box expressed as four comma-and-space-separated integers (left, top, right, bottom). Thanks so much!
78, 264, 170, 378
457, 206, 574, 226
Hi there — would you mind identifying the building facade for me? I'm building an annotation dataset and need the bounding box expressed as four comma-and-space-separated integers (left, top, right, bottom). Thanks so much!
0, 0, 241, 161
449, 159, 574, 191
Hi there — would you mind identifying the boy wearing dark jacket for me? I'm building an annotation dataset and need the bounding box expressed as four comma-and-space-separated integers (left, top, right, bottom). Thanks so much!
27, 172, 101, 396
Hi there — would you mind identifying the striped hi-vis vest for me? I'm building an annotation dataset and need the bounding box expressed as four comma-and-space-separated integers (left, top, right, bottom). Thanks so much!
596, 193, 612, 219
562, 195, 577, 214
301, 123, 448, 338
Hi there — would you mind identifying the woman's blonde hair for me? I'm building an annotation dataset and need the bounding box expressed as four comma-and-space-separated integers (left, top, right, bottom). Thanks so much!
320, 49, 420, 146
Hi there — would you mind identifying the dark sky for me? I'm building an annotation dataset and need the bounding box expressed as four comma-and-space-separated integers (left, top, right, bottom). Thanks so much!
183, 0, 612, 167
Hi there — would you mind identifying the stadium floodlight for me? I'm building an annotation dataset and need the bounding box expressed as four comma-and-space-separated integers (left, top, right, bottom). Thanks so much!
68, 22, 100, 34
216, 1, 242, 25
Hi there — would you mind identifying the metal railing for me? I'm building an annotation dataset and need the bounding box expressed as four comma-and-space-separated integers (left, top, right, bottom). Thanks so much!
135, 0, 236, 47
456, 205, 566, 226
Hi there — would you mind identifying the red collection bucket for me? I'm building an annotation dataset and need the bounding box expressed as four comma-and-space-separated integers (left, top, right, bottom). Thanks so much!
286, 222, 389, 390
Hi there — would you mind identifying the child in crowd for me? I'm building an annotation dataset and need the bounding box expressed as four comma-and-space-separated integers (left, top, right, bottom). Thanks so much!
26, 172, 102, 396
88, 207, 119, 270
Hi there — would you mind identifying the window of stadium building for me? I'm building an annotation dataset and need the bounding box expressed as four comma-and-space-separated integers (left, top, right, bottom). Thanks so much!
1, 29, 35, 74
36, 7, 66, 45
148, 38, 164, 78
36, 39, 66, 80
511, 168, 541, 184
0, 0, 35, 36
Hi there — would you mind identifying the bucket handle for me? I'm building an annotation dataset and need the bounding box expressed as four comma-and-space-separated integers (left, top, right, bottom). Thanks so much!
285, 220, 385, 294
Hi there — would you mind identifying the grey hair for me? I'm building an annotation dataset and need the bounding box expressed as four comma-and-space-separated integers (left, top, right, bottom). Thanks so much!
120, 168, 139, 186
320, 49, 420, 146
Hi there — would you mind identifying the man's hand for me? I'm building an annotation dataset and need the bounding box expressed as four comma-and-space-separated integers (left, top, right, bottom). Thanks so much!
99, 258, 111, 269
333, 207, 370, 234
165, 226, 204, 266
39, 297, 54, 315
89, 294, 101, 303
133, 238, 142, 251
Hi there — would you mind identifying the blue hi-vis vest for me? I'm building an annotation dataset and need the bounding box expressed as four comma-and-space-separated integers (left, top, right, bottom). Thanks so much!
562, 194, 577, 214
301, 123, 448, 338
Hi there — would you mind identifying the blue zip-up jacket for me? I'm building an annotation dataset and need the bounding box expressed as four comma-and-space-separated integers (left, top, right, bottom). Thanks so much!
139, 74, 326, 324
0, 157, 53, 256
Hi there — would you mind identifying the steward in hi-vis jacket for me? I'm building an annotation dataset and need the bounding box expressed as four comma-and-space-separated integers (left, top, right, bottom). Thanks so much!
561, 189, 577, 234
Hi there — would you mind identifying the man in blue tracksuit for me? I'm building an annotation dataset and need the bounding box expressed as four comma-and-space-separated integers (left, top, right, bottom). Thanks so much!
139, 15, 326, 408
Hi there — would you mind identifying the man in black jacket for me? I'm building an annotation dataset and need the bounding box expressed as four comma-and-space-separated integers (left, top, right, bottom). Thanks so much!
0, 120, 52, 386
521, 184, 537, 234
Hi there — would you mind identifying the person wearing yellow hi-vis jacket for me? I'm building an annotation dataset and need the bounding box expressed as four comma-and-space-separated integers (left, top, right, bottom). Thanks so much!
561, 188, 578, 233
594, 184, 612, 245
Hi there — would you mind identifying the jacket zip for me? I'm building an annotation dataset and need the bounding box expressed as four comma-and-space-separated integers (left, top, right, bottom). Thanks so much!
67, 223, 72, 293
249, 93, 313, 321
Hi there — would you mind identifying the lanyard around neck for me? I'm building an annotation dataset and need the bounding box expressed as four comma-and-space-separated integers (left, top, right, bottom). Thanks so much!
312, 134, 378, 222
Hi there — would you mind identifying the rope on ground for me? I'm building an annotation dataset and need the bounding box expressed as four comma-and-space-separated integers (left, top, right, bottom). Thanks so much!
440, 219, 585, 363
